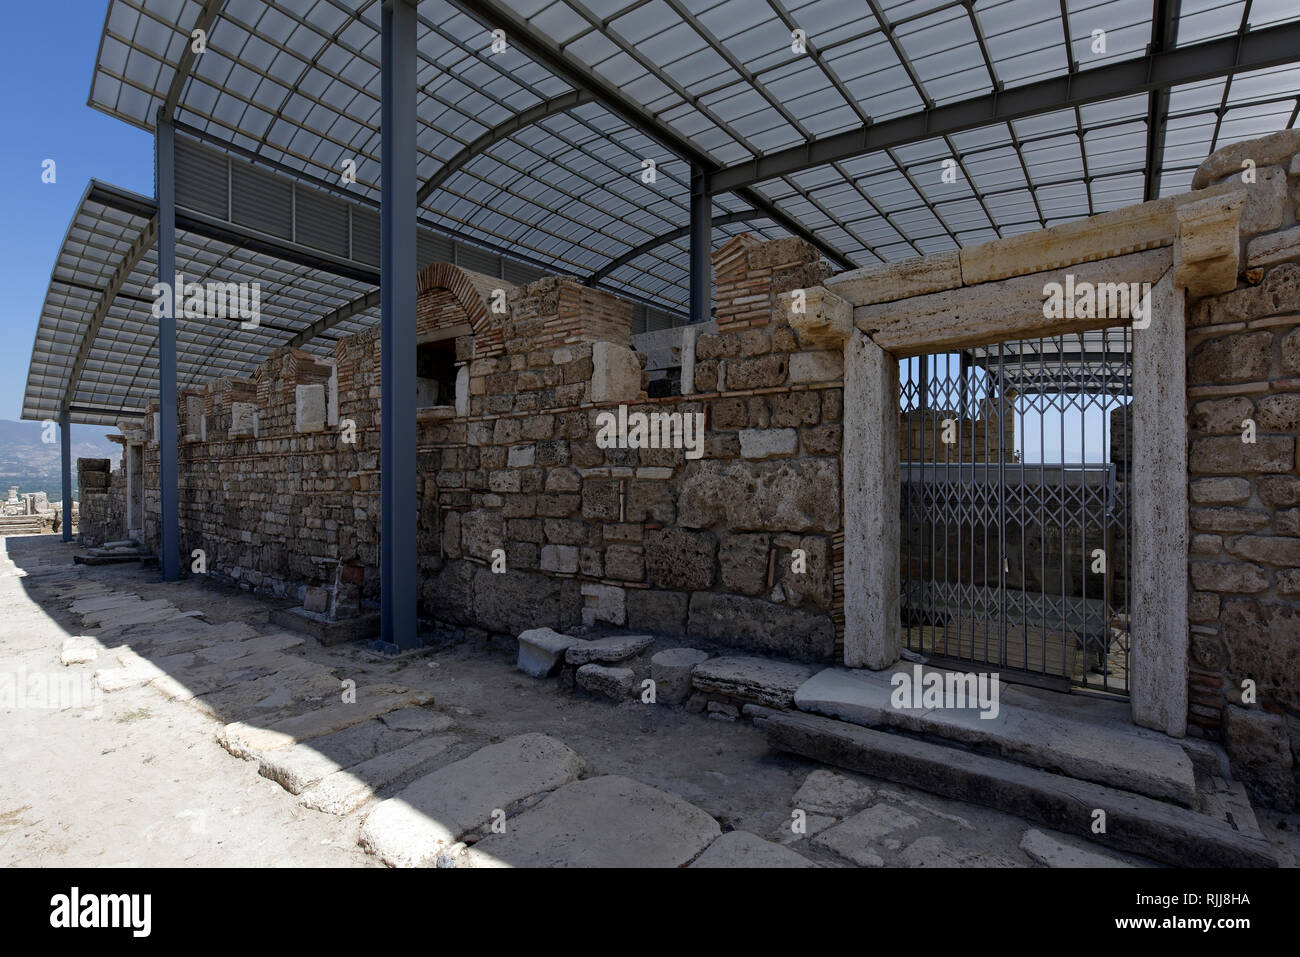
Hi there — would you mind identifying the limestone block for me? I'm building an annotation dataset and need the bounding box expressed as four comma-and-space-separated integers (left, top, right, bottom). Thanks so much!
517, 627, 585, 677
1222, 705, 1296, 810
576, 663, 636, 700
564, 634, 650, 667
454, 365, 469, 416
1246, 225, 1300, 268
826, 250, 963, 306
539, 543, 579, 574
651, 647, 710, 705
739, 428, 798, 459
788, 350, 843, 384
1192, 129, 1300, 188
230, 401, 256, 437
778, 286, 853, 347
690, 655, 817, 708
1174, 191, 1242, 298
295, 383, 327, 433
590, 341, 643, 404
580, 582, 626, 628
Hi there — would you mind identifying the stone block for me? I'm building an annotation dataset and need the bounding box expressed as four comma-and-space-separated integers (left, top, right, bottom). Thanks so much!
576, 663, 636, 700
825, 250, 962, 306
689, 583, 836, 658
566, 634, 653, 666
651, 647, 710, 705
788, 350, 843, 384
1192, 129, 1300, 188
739, 428, 798, 459
1222, 705, 1296, 810
1246, 224, 1300, 268
590, 341, 643, 404
625, 589, 689, 633
581, 582, 626, 628
690, 655, 817, 708
645, 527, 716, 591
1174, 192, 1243, 297
718, 532, 770, 596
230, 401, 256, 437
540, 543, 579, 574
517, 627, 585, 677
295, 384, 326, 433
778, 286, 853, 347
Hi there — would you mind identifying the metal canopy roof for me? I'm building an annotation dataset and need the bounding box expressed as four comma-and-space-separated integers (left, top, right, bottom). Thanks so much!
24, 0, 1300, 426
89, 0, 1300, 274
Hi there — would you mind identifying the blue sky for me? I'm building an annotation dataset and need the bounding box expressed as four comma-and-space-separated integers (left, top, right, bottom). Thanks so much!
0, 1, 153, 422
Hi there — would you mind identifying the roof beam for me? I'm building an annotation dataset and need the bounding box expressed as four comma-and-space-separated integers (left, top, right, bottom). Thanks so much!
63, 215, 158, 410
446, 0, 854, 270
416, 90, 594, 205
585, 210, 759, 285
710, 19, 1300, 194
161, 0, 225, 121
1143, 0, 1182, 202
288, 288, 381, 348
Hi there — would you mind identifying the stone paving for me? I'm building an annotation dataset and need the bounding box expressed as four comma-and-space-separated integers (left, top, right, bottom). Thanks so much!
0, 533, 1224, 868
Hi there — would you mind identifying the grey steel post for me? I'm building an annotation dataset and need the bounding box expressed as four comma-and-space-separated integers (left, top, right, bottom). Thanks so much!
379, 0, 419, 650
689, 163, 711, 325
155, 112, 180, 581
60, 408, 73, 542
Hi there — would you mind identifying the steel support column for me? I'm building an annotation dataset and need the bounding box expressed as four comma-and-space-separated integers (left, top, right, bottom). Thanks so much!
378, 0, 419, 651
59, 408, 73, 543
155, 113, 180, 581
689, 164, 711, 325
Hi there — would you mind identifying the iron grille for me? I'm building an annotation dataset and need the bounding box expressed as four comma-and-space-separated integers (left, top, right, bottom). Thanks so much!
899, 329, 1132, 694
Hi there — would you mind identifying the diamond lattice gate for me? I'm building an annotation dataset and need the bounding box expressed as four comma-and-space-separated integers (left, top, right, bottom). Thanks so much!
898, 329, 1132, 694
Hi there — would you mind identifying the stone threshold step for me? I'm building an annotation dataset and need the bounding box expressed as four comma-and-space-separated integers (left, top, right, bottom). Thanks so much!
794, 666, 1197, 807
751, 706, 1277, 868
269, 606, 379, 645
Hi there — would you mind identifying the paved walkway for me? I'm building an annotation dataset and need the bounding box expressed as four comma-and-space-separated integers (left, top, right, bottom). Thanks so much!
1, 533, 1158, 867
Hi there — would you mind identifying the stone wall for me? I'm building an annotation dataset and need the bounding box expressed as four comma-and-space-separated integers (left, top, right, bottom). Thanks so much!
76, 456, 124, 546
1182, 131, 1300, 807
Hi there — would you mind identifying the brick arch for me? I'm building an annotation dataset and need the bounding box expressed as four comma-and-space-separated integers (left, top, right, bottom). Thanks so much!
415, 262, 513, 355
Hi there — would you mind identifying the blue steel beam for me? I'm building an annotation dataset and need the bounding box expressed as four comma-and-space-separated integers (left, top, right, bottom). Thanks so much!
154, 114, 180, 581
378, 0, 419, 652
60, 409, 73, 543
689, 165, 712, 326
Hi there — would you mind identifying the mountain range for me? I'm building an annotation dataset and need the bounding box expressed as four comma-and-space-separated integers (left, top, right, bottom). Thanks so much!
0, 419, 122, 501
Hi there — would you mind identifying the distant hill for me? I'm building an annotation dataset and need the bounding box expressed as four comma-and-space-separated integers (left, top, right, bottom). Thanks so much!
0, 419, 122, 501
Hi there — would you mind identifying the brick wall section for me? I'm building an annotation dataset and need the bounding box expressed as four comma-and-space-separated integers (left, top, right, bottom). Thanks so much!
713, 233, 834, 332
1183, 132, 1300, 808
415, 262, 509, 357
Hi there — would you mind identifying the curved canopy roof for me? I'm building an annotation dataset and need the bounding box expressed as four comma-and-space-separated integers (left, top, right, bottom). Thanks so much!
22, 0, 1300, 425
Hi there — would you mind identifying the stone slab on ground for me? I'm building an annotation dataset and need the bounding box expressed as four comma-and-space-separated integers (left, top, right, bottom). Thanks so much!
564, 634, 653, 666
299, 733, 461, 816
195, 632, 304, 663
751, 706, 1277, 868
792, 768, 875, 816
651, 647, 709, 704
900, 835, 1022, 868
793, 666, 1196, 806
692, 655, 815, 709
257, 717, 445, 794
268, 607, 379, 646
59, 636, 99, 665
458, 775, 720, 868
575, 663, 635, 700
218, 685, 435, 758
690, 830, 816, 868
812, 803, 920, 866
1020, 828, 1134, 867
359, 733, 584, 867
517, 628, 585, 677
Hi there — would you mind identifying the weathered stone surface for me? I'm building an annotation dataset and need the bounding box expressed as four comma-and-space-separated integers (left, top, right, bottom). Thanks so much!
725, 354, 788, 389
813, 804, 918, 864
739, 428, 798, 459
650, 647, 710, 704
1256, 393, 1300, 432
644, 527, 716, 590
1191, 262, 1300, 327
625, 588, 688, 633
1190, 561, 1270, 593
602, 543, 644, 581
1174, 191, 1242, 298
691, 655, 817, 708
1189, 436, 1293, 474
359, 734, 584, 867
779, 286, 852, 348
792, 768, 875, 816
1188, 332, 1272, 384
258, 717, 434, 795
678, 457, 840, 533
1190, 396, 1254, 434
1220, 599, 1300, 711
590, 341, 643, 404
690, 830, 816, 868
1247, 224, 1300, 267
230, 401, 256, 437
1019, 828, 1133, 867
472, 567, 580, 635
688, 593, 835, 660
1227, 535, 1300, 566
59, 636, 99, 665
1192, 130, 1300, 188
580, 582, 626, 628
218, 686, 434, 758
517, 627, 585, 677
300, 733, 459, 816
900, 835, 1021, 868
1189, 477, 1252, 505
718, 532, 770, 595
295, 383, 326, 433
1222, 705, 1296, 810
575, 663, 636, 700
539, 543, 578, 573
565, 634, 653, 665
788, 350, 843, 384
459, 775, 720, 868
826, 250, 962, 305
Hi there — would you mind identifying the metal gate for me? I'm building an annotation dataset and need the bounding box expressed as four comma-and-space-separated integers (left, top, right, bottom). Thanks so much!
898, 328, 1132, 694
